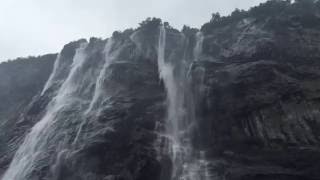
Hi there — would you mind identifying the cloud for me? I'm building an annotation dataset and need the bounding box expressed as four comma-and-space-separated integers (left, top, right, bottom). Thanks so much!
0, 0, 266, 61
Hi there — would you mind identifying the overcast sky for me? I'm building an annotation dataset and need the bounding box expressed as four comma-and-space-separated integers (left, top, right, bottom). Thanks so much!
0, 0, 267, 61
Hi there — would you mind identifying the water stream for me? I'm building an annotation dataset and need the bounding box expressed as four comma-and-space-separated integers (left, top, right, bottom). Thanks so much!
157, 25, 210, 180
2, 42, 89, 180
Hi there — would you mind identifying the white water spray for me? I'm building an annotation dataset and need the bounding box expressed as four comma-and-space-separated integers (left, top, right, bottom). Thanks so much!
72, 39, 116, 145
41, 54, 62, 95
86, 38, 115, 113
2, 43, 88, 180
157, 25, 210, 180
193, 32, 204, 61
158, 25, 181, 142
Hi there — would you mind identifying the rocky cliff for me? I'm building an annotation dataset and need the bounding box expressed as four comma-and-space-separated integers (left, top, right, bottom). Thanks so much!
1, 1, 320, 180
0, 55, 56, 176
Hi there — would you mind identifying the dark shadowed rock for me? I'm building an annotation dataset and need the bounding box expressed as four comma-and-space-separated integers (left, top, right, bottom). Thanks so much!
3, 1, 320, 180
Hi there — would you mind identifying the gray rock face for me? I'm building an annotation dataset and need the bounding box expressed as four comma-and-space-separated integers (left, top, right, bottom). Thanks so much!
2, 1, 320, 180
0, 54, 56, 175
192, 59, 320, 179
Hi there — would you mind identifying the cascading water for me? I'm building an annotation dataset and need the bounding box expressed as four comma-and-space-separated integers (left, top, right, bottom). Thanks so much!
157, 24, 181, 178
157, 25, 180, 142
2, 35, 126, 180
157, 24, 211, 180
73, 38, 116, 145
2, 23, 210, 180
2, 42, 89, 180
193, 32, 204, 62
41, 54, 62, 95
86, 38, 114, 113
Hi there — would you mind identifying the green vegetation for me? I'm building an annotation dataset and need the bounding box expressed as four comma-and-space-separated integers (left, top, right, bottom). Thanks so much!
201, 0, 320, 34
138, 17, 162, 33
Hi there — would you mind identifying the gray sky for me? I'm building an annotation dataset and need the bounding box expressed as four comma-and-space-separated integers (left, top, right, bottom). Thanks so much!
0, 0, 266, 61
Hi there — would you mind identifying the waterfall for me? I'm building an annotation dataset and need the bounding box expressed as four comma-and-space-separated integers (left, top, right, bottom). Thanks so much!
157, 24, 181, 178
73, 38, 115, 145
86, 38, 115, 113
3, 24, 208, 180
2, 42, 89, 180
193, 32, 204, 61
41, 54, 62, 95
157, 25, 210, 180
157, 25, 180, 141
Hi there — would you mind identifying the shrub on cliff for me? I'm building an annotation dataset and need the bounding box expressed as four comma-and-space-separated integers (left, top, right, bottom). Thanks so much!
201, 0, 320, 34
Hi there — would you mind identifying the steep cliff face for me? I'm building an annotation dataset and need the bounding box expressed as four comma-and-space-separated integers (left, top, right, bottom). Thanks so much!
201, 0, 320, 61
0, 54, 56, 120
194, 1, 320, 179
1, 31, 168, 180
193, 59, 320, 180
2, 1, 320, 180
0, 54, 56, 176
